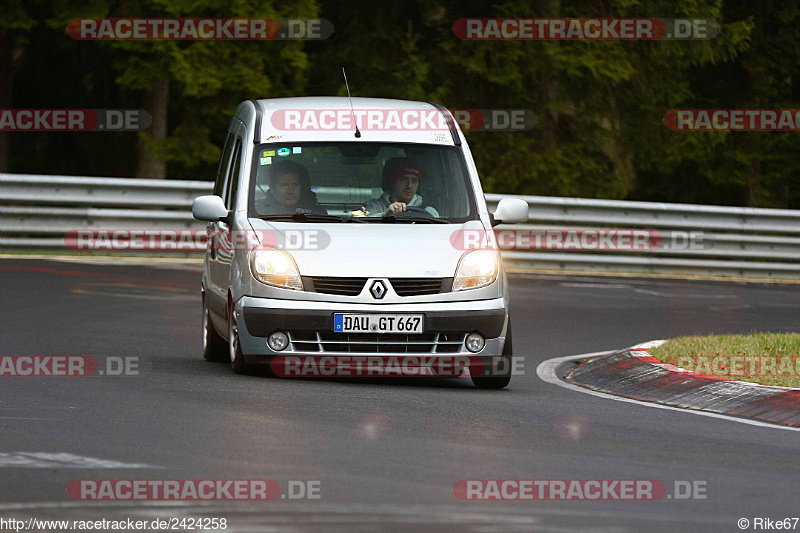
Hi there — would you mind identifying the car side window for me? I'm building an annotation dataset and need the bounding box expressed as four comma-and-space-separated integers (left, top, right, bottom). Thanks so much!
224, 138, 243, 211
214, 131, 235, 200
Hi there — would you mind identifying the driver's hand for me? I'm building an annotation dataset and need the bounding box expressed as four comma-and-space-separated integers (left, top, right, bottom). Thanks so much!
384, 202, 407, 215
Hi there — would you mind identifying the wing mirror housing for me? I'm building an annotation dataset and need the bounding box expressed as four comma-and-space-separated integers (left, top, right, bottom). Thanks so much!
192, 195, 231, 223
490, 198, 529, 227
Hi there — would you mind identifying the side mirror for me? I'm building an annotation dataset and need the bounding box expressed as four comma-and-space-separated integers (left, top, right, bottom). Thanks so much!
192, 195, 230, 223
491, 198, 529, 226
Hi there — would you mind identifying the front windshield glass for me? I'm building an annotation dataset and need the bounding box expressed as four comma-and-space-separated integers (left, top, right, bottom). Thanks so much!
248, 142, 476, 222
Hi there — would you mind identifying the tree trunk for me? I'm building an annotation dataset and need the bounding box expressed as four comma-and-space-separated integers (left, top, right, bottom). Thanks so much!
0, 33, 12, 173
135, 79, 168, 179
746, 158, 761, 206
537, 0, 560, 152
598, 119, 637, 194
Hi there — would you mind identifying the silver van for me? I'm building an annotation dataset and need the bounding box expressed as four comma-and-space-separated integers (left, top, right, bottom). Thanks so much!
192, 97, 528, 388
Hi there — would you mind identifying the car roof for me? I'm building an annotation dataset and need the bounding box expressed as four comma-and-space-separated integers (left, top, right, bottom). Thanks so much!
254, 96, 443, 111
245, 97, 461, 146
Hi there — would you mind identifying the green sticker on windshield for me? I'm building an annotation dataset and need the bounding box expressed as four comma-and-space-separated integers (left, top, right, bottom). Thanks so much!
259, 157, 271, 165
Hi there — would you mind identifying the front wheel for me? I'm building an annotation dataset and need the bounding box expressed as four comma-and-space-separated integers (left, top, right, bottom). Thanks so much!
228, 300, 253, 375
203, 294, 228, 362
471, 320, 513, 389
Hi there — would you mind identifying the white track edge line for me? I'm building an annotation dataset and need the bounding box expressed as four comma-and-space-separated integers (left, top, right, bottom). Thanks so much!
536, 352, 800, 433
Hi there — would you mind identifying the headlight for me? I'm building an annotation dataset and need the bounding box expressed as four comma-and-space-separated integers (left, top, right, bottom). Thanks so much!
453, 249, 498, 291
250, 247, 303, 290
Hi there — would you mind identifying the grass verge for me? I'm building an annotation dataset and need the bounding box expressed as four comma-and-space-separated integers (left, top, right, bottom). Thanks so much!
649, 332, 800, 388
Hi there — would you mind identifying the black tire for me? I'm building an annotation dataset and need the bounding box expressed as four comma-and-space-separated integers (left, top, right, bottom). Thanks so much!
202, 294, 228, 362
471, 319, 513, 389
228, 300, 253, 375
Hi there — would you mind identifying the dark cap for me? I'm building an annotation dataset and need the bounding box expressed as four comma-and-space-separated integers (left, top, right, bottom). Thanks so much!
381, 157, 421, 191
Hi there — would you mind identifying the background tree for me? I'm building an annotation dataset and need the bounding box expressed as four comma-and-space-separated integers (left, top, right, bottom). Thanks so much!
0, 0, 38, 172
5, 0, 800, 207
45, 0, 317, 179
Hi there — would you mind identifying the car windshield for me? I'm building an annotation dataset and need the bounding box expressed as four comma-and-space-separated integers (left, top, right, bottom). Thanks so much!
248, 142, 477, 222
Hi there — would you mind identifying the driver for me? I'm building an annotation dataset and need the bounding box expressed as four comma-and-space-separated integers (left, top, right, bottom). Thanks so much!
256, 160, 327, 215
363, 157, 439, 217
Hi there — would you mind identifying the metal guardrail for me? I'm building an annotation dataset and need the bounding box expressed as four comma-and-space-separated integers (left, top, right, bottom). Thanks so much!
2, 174, 800, 278
0, 174, 209, 255
484, 194, 800, 278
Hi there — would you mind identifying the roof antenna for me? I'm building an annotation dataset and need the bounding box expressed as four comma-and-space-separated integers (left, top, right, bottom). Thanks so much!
342, 67, 361, 138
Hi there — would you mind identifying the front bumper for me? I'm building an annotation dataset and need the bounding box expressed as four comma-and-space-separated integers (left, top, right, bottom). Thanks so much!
235, 295, 508, 362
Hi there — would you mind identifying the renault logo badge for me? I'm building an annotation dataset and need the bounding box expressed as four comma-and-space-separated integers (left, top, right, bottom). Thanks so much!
370, 280, 387, 299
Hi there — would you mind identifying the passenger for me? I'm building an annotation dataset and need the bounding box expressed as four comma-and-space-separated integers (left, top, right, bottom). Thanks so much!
364, 157, 439, 217
256, 160, 326, 215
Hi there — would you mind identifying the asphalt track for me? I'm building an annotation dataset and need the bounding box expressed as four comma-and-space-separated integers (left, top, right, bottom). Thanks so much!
1, 257, 800, 532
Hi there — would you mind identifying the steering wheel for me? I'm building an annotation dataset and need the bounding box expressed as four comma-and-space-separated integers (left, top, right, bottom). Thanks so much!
394, 205, 435, 217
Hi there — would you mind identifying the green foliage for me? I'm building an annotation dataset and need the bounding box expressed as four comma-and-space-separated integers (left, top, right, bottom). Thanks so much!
5, 0, 800, 207
649, 332, 800, 388
36, 0, 316, 177
1, 0, 39, 32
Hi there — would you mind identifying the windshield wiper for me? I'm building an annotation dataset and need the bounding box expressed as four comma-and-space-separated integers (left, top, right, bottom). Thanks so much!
257, 213, 366, 223
379, 215, 449, 224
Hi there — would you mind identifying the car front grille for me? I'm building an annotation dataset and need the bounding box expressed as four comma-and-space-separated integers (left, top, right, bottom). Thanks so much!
287, 332, 466, 354
307, 277, 368, 296
389, 278, 446, 296
304, 277, 450, 296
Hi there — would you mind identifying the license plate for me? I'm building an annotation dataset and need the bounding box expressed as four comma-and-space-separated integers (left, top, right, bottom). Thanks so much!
333, 314, 424, 334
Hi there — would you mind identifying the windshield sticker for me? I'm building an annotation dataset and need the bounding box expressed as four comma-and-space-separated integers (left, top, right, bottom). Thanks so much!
262, 150, 275, 157
277, 148, 291, 157
292, 146, 302, 154
259, 157, 272, 165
